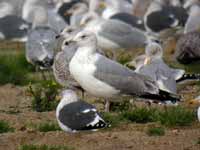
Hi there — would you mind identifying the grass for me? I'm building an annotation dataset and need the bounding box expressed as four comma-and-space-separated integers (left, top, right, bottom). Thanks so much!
147, 126, 165, 136
102, 112, 127, 127
19, 144, 74, 150
36, 122, 61, 132
197, 138, 200, 145
121, 107, 158, 123
157, 107, 196, 127
0, 120, 14, 133
103, 106, 196, 128
0, 51, 35, 85
27, 80, 61, 112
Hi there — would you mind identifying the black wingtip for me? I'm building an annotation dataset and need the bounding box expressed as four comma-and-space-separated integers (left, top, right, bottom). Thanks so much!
176, 73, 200, 83
140, 90, 181, 103
81, 120, 110, 131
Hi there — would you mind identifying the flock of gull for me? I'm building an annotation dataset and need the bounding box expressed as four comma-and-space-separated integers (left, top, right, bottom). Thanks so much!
1, 0, 200, 132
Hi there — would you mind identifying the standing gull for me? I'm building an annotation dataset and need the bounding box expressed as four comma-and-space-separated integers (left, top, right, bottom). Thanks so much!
53, 26, 104, 95
53, 26, 81, 90
56, 90, 110, 133
69, 30, 180, 111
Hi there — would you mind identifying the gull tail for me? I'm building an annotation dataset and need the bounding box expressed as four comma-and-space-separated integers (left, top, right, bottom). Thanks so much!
176, 73, 200, 83
140, 90, 181, 103
81, 120, 111, 131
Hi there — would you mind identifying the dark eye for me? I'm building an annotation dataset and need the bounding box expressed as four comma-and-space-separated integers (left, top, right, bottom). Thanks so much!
81, 35, 87, 39
65, 41, 70, 45
68, 29, 73, 33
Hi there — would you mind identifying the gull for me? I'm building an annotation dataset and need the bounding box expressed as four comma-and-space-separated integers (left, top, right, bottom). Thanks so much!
25, 26, 57, 72
144, 1, 188, 35
22, 0, 48, 27
68, 30, 180, 111
132, 42, 182, 94
81, 12, 148, 59
175, 31, 200, 64
56, 89, 110, 133
188, 95, 200, 122
53, 26, 104, 96
110, 13, 145, 31
128, 42, 200, 93
68, 2, 88, 27
102, 0, 133, 19
0, 1, 15, 18
175, 3, 200, 64
0, 15, 31, 41
53, 26, 82, 92
184, 3, 200, 34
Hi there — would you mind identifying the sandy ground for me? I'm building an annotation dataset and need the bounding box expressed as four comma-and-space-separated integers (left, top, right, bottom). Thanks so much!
0, 83, 200, 150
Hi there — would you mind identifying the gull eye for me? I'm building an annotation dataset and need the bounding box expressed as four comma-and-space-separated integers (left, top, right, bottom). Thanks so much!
81, 35, 87, 39
65, 41, 70, 45
68, 29, 73, 33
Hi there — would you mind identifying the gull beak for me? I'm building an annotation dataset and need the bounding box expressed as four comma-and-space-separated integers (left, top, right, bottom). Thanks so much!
64, 10, 73, 16
80, 23, 85, 27
144, 56, 151, 65
99, 1, 106, 9
55, 34, 61, 39
188, 99, 200, 105
125, 61, 136, 69
56, 95, 62, 101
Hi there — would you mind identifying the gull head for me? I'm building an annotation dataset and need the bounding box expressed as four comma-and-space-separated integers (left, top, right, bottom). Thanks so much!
80, 12, 99, 26
57, 90, 79, 105
133, 54, 146, 69
144, 42, 163, 65
69, 3, 88, 14
72, 30, 97, 47
56, 26, 78, 39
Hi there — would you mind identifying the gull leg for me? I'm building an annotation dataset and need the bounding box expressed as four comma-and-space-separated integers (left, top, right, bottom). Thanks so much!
41, 70, 47, 81
105, 100, 111, 112
81, 89, 85, 99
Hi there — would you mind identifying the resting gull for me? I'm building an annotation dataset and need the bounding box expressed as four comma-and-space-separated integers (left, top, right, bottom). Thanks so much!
175, 2, 200, 64
56, 89, 110, 132
128, 43, 200, 88
188, 96, 200, 122
57, 0, 85, 24
68, 2, 88, 27
133, 42, 182, 94
22, 0, 48, 26
110, 13, 145, 31
144, 1, 188, 34
25, 26, 57, 70
184, 3, 200, 34
81, 12, 148, 59
102, 0, 133, 19
175, 31, 200, 64
69, 31, 180, 111
0, 1, 15, 18
0, 15, 31, 41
